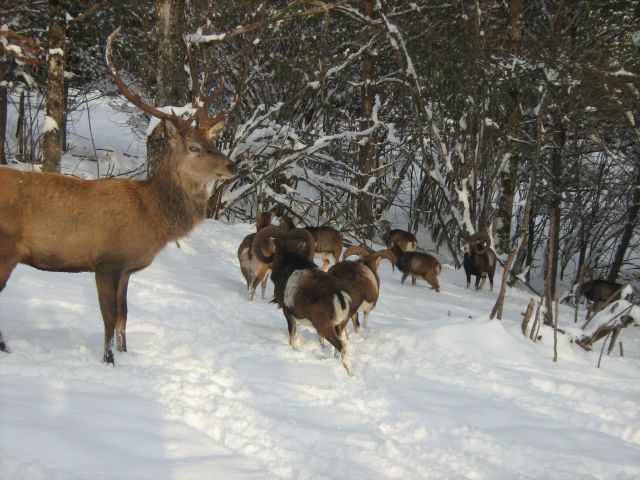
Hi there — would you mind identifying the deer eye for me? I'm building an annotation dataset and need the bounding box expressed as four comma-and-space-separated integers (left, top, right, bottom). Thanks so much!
189, 146, 201, 153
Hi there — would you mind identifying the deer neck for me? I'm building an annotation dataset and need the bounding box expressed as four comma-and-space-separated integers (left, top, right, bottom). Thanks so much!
147, 159, 209, 242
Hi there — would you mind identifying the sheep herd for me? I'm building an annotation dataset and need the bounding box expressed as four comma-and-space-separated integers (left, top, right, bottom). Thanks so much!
237, 213, 490, 375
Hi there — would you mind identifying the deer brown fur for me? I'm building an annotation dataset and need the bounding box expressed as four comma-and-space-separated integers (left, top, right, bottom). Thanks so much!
0, 28, 237, 364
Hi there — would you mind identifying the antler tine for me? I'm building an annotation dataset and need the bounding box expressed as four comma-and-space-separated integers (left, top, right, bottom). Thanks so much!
183, 34, 206, 127
203, 76, 225, 120
183, 34, 225, 130
106, 27, 191, 130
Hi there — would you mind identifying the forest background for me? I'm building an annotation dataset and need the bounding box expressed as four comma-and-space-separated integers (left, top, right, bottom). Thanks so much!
1, 0, 639, 299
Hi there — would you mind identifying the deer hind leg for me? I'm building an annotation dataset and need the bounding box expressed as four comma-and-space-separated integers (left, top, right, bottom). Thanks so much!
95, 268, 121, 365
115, 272, 131, 353
0, 245, 21, 353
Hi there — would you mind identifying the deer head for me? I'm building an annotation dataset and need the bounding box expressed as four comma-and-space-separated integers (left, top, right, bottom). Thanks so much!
106, 27, 237, 182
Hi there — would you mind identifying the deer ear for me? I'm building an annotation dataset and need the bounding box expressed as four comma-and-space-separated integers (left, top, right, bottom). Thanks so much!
205, 118, 225, 140
164, 120, 180, 139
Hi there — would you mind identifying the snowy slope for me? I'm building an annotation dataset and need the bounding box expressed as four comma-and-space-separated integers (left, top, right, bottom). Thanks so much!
1, 220, 638, 480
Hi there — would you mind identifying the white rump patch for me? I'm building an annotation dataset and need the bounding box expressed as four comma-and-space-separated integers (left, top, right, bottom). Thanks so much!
284, 270, 309, 309
333, 291, 352, 325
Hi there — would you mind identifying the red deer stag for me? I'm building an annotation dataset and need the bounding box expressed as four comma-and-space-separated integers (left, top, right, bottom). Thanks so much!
0, 27, 237, 364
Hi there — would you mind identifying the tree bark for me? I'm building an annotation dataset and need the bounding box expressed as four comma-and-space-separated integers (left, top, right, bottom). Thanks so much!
546, 111, 565, 297
0, 85, 7, 165
42, 0, 67, 173
355, 0, 376, 239
496, 0, 523, 254
607, 161, 640, 282
148, 0, 187, 177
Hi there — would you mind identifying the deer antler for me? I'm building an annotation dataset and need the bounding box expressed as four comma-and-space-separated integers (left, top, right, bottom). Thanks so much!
106, 26, 192, 131
183, 34, 225, 131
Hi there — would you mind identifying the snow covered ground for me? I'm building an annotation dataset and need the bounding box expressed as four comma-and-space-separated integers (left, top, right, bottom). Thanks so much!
1, 219, 639, 480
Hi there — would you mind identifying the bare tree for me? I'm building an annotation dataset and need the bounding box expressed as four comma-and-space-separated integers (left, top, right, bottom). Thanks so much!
41, 0, 66, 172
145, 0, 188, 177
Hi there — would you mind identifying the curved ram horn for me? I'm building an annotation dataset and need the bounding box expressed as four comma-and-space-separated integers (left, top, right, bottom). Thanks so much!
252, 226, 284, 264
282, 228, 316, 261
373, 249, 396, 271
342, 245, 371, 261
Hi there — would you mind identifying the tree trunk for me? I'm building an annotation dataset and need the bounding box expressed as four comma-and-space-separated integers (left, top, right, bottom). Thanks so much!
545, 111, 565, 298
0, 85, 6, 165
510, 93, 547, 286
496, 0, 523, 254
16, 91, 25, 161
148, 0, 187, 177
42, 0, 67, 173
607, 161, 640, 282
355, 0, 376, 238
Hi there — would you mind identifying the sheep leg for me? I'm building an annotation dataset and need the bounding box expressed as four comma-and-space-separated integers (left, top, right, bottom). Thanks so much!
284, 310, 298, 348
319, 324, 352, 376
249, 273, 262, 301
363, 310, 371, 329
426, 275, 440, 293
478, 274, 487, 291
351, 312, 361, 333
475, 274, 482, 291
401, 272, 409, 284
488, 271, 494, 292
260, 272, 270, 299
411, 276, 417, 286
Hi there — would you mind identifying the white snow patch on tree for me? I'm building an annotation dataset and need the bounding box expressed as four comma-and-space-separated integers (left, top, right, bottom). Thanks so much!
43, 116, 59, 133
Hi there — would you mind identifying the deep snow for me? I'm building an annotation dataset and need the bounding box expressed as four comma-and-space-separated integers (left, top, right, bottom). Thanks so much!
0, 220, 639, 480
1, 95, 639, 479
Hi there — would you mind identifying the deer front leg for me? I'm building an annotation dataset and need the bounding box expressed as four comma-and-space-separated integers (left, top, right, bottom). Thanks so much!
115, 272, 131, 353
96, 269, 120, 365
